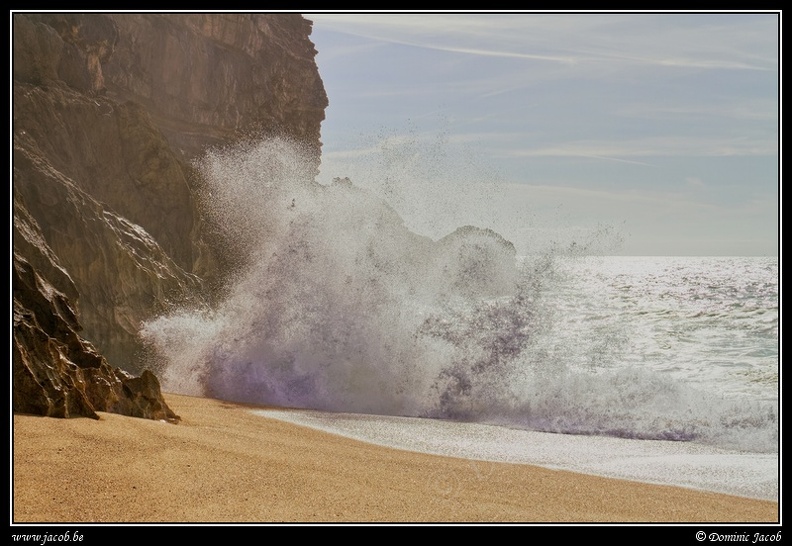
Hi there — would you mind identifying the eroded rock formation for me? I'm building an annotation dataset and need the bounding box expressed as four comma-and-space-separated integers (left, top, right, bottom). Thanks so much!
13, 252, 179, 421
12, 12, 327, 419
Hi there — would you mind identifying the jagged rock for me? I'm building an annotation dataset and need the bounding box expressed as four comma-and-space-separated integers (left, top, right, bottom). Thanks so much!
13, 252, 179, 421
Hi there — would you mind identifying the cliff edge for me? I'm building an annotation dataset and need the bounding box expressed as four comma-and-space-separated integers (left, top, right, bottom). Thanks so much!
12, 12, 328, 419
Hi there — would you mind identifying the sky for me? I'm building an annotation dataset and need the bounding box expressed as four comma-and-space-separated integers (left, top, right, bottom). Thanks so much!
304, 12, 779, 256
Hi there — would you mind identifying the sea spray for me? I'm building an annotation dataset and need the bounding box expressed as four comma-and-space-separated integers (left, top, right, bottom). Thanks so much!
142, 136, 521, 415
140, 137, 777, 453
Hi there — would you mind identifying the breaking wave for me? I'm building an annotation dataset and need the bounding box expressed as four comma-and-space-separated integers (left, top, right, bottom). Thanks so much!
140, 137, 778, 454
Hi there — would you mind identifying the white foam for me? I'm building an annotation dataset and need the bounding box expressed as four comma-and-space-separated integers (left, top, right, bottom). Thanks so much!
254, 408, 779, 502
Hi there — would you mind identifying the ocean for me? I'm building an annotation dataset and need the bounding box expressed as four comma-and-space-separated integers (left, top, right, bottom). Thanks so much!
140, 138, 779, 501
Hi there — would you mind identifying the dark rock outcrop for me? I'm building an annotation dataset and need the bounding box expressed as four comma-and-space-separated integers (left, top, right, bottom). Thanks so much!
12, 12, 327, 419
434, 225, 518, 301
13, 252, 179, 422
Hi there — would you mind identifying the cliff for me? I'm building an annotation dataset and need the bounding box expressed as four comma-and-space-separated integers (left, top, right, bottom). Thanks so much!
12, 13, 328, 419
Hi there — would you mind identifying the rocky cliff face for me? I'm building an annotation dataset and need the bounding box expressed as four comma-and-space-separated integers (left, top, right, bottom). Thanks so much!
12, 13, 327, 419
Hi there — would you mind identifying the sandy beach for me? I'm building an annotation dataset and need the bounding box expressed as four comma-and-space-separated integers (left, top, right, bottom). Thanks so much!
12, 393, 779, 523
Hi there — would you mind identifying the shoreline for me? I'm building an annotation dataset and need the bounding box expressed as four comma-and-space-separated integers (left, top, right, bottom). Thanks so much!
255, 407, 778, 502
12, 393, 779, 523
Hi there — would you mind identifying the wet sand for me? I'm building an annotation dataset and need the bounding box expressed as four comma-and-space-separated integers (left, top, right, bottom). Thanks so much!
12, 393, 779, 523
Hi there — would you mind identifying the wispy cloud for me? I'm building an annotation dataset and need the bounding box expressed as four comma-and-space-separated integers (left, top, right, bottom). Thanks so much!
614, 99, 779, 122
500, 135, 778, 159
321, 130, 777, 167
502, 179, 773, 214
308, 13, 778, 72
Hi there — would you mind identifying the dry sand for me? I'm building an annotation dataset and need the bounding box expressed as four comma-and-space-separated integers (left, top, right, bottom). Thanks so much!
12, 393, 779, 523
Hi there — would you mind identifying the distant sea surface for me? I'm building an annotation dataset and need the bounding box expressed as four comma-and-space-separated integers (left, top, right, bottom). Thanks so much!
530, 255, 778, 406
